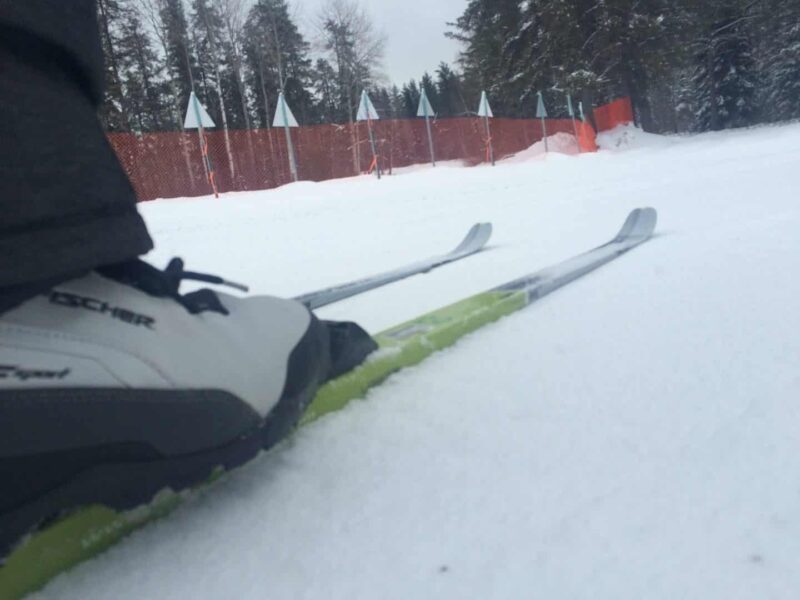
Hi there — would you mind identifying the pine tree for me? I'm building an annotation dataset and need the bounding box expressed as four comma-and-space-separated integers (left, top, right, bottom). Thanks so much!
318, 0, 386, 123
215, 0, 252, 130
190, 0, 226, 123
191, 0, 240, 176
311, 58, 340, 124
504, 0, 590, 117
388, 85, 404, 118
370, 87, 393, 118
435, 62, 464, 117
243, 0, 314, 126
587, 0, 674, 129
401, 80, 421, 118
693, 2, 759, 131
446, 0, 524, 115
760, 0, 800, 121
116, 7, 170, 132
97, 0, 131, 131
159, 0, 199, 118
419, 72, 440, 115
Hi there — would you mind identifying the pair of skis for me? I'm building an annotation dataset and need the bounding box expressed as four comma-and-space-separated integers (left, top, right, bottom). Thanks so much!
0, 208, 657, 600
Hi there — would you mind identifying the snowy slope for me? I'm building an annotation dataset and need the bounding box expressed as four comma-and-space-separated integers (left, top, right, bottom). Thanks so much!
33, 123, 800, 599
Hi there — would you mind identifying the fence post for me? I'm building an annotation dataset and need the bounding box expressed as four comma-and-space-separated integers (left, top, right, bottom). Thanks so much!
477, 90, 495, 166
273, 92, 299, 182
357, 91, 382, 179
183, 90, 219, 198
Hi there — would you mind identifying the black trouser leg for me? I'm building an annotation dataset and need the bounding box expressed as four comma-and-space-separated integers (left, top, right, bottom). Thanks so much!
0, 0, 152, 313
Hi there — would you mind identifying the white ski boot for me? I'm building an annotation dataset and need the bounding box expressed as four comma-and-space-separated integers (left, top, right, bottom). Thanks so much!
0, 258, 375, 558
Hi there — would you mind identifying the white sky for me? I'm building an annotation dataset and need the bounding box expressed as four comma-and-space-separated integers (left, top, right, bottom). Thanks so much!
296, 0, 466, 86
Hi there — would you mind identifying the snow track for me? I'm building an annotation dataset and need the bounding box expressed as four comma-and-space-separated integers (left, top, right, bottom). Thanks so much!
33, 123, 800, 600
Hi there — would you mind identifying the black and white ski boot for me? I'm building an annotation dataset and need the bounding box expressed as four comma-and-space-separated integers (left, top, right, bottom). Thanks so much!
0, 258, 376, 559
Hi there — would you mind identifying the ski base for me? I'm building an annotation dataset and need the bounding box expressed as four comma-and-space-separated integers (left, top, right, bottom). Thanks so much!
0, 208, 656, 600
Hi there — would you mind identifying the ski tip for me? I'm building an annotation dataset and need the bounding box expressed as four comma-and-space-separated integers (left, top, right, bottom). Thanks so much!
453, 222, 493, 255
614, 207, 657, 243
474, 222, 493, 247
632, 207, 657, 240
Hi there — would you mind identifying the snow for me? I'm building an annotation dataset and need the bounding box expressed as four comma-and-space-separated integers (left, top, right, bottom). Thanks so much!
32, 122, 800, 599
501, 131, 581, 162
597, 123, 675, 151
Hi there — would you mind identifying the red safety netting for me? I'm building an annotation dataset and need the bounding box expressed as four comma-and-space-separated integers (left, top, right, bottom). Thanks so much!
593, 97, 634, 132
108, 98, 630, 202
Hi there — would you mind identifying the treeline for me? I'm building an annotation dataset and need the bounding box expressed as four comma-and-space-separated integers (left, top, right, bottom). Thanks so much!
448, 0, 800, 132
98, 0, 800, 135
96, 0, 470, 134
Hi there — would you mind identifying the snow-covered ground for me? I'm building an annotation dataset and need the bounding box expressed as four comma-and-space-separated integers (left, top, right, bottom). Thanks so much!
34, 123, 800, 599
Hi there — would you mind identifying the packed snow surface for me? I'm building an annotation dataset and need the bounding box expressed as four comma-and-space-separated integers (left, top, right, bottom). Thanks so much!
34, 123, 800, 599
501, 130, 581, 162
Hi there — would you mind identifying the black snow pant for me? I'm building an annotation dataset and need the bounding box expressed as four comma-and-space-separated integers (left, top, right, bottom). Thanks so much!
0, 0, 153, 314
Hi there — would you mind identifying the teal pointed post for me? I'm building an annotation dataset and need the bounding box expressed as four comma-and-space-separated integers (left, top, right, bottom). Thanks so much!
281, 92, 298, 181
417, 89, 436, 167
357, 90, 382, 179
477, 90, 495, 166
184, 89, 219, 198
272, 92, 301, 182
536, 91, 549, 153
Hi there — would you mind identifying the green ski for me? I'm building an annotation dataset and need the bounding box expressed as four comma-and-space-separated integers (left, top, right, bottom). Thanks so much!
0, 207, 656, 600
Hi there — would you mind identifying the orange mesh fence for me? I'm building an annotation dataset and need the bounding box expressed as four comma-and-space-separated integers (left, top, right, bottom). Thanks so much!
593, 97, 634, 132
577, 121, 599, 152
109, 98, 629, 202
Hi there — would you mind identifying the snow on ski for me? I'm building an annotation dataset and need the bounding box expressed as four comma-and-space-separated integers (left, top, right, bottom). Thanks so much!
0, 209, 655, 600
294, 222, 493, 309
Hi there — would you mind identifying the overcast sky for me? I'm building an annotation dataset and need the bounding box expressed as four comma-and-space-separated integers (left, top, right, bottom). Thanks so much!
297, 0, 466, 86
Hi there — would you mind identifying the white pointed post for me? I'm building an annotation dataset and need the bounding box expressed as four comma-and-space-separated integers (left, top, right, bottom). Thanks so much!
183, 90, 219, 198
477, 90, 495, 166
357, 90, 381, 179
417, 89, 437, 167
536, 91, 549, 153
567, 94, 581, 153
273, 92, 299, 183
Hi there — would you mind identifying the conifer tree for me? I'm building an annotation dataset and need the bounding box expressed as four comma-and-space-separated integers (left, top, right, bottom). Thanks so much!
159, 0, 199, 115
760, 0, 800, 121
116, 7, 170, 131
692, 2, 759, 131
388, 85, 404, 118
419, 73, 440, 115
446, 0, 524, 116
318, 0, 386, 123
401, 80, 421, 118
435, 62, 465, 117
243, 0, 315, 126
97, 0, 131, 131
311, 58, 340, 124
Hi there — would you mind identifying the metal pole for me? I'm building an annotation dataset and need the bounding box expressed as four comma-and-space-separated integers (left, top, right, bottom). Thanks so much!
484, 114, 495, 166
280, 94, 299, 182
567, 94, 581, 153
367, 118, 381, 179
192, 93, 207, 178
541, 116, 549, 153
193, 92, 219, 198
424, 102, 436, 167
